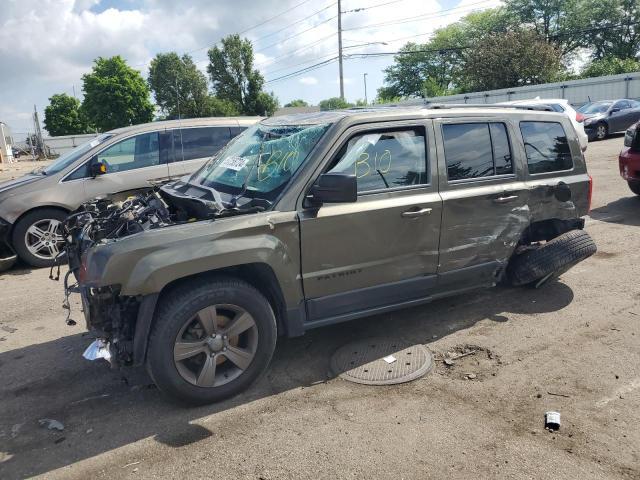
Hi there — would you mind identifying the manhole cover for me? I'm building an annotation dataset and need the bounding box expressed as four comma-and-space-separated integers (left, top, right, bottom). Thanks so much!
330, 339, 433, 385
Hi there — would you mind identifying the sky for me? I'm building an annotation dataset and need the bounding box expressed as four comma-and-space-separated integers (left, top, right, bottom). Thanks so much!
0, 0, 503, 137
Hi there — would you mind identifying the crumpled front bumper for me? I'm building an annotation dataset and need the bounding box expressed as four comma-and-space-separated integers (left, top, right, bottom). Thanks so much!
0, 217, 16, 271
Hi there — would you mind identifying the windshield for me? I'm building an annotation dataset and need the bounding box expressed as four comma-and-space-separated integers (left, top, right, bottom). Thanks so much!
578, 102, 611, 114
40, 134, 113, 175
191, 122, 330, 202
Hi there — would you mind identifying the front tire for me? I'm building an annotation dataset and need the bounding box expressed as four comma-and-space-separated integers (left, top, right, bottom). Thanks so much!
147, 277, 277, 405
594, 123, 608, 141
507, 230, 597, 287
11, 208, 67, 268
628, 180, 640, 195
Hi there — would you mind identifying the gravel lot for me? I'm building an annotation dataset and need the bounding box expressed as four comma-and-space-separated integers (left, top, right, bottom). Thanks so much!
0, 136, 638, 479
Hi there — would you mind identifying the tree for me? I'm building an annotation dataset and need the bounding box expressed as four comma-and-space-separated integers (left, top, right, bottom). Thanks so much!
581, 57, 640, 77
284, 99, 309, 107
81, 56, 154, 131
44, 93, 89, 136
462, 30, 562, 91
319, 97, 353, 111
504, 0, 590, 56
203, 96, 240, 116
207, 34, 277, 115
378, 8, 512, 100
584, 0, 640, 60
148, 52, 209, 119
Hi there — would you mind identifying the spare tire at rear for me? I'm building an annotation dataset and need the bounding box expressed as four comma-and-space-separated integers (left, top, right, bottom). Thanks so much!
507, 230, 597, 287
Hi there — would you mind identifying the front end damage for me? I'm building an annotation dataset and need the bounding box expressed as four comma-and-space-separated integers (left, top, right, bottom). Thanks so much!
61, 185, 266, 368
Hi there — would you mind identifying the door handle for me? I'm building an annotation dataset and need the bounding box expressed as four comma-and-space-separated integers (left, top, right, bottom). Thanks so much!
493, 195, 518, 204
401, 207, 433, 218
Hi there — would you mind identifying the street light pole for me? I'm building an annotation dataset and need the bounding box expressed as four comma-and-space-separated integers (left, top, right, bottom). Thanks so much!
338, 0, 344, 100
363, 73, 368, 105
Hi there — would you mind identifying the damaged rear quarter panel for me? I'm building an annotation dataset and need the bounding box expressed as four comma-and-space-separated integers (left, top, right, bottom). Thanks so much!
84, 211, 302, 305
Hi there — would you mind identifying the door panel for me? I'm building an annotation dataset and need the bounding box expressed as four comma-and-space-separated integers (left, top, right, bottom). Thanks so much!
84, 131, 170, 199
299, 122, 441, 321
435, 118, 529, 278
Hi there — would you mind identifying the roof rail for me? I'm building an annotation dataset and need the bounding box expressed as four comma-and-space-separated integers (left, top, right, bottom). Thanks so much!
426, 103, 555, 112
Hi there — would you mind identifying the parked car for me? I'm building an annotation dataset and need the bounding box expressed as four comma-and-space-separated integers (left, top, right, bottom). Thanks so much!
619, 121, 640, 195
0, 117, 259, 268
578, 99, 640, 141
499, 98, 589, 151
64, 105, 596, 404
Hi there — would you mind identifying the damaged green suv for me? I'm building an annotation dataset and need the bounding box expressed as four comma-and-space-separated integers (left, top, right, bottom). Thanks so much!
64, 106, 596, 404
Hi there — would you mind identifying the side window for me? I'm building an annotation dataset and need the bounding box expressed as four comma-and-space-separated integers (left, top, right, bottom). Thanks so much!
327, 127, 427, 193
442, 122, 513, 181
614, 100, 630, 110
174, 127, 231, 162
550, 104, 565, 113
97, 132, 160, 173
230, 126, 247, 137
66, 161, 91, 181
520, 121, 573, 174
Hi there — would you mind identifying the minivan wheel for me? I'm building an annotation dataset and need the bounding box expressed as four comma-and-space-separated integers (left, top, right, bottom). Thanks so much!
147, 277, 277, 405
628, 180, 640, 195
507, 230, 597, 287
11, 208, 68, 268
595, 123, 608, 140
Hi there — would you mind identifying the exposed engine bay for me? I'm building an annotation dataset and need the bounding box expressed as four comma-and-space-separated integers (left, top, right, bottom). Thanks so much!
60, 182, 269, 367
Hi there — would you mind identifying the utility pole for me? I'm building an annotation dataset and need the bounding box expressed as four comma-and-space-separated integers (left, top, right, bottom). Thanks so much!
363, 73, 368, 105
338, 0, 344, 100
33, 105, 46, 159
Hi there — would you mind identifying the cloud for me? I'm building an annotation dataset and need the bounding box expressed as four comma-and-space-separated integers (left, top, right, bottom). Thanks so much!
299, 76, 318, 85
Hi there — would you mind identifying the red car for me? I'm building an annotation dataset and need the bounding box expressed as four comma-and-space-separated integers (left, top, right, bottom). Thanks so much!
619, 122, 640, 195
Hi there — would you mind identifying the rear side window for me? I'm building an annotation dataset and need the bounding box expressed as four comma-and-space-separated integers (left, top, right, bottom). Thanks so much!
442, 123, 513, 181
174, 127, 231, 162
520, 121, 573, 174
328, 127, 427, 193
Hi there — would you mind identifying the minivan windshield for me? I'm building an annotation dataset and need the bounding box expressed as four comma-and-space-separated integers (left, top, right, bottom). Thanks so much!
191, 122, 330, 202
39, 134, 113, 176
578, 102, 612, 114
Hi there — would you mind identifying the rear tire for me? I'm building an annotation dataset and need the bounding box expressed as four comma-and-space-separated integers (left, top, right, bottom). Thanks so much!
11, 208, 68, 268
507, 230, 597, 287
628, 180, 640, 195
147, 277, 277, 405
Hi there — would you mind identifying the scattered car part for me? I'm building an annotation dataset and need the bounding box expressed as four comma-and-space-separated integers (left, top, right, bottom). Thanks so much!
545, 411, 561, 431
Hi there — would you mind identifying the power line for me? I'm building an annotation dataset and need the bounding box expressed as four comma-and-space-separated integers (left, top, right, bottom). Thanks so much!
255, 15, 338, 53
263, 51, 338, 76
265, 57, 339, 84
342, 0, 409, 14
342, 0, 495, 31
250, 2, 337, 45
255, 33, 336, 67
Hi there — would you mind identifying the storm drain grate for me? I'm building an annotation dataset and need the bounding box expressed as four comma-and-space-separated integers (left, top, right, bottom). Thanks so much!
330, 339, 433, 385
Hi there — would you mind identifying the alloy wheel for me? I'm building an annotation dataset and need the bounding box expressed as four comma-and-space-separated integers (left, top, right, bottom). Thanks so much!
173, 304, 259, 387
24, 219, 65, 260
596, 125, 607, 140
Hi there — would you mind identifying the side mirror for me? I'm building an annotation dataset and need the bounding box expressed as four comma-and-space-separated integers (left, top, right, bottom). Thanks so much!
90, 161, 107, 178
554, 181, 572, 202
308, 172, 357, 204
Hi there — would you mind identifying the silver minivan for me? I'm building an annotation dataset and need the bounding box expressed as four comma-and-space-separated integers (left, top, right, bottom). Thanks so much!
0, 117, 259, 268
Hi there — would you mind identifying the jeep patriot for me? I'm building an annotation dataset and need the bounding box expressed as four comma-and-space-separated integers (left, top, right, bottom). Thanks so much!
63, 105, 596, 404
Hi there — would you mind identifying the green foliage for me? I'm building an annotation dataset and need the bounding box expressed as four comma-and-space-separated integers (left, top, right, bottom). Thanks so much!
505, 0, 590, 55
462, 30, 562, 91
318, 97, 354, 111
581, 57, 640, 77
44, 93, 89, 136
207, 34, 277, 115
378, 8, 511, 99
203, 96, 240, 116
148, 52, 209, 118
81, 56, 154, 131
354, 99, 368, 107
284, 99, 309, 107
584, 0, 640, 60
